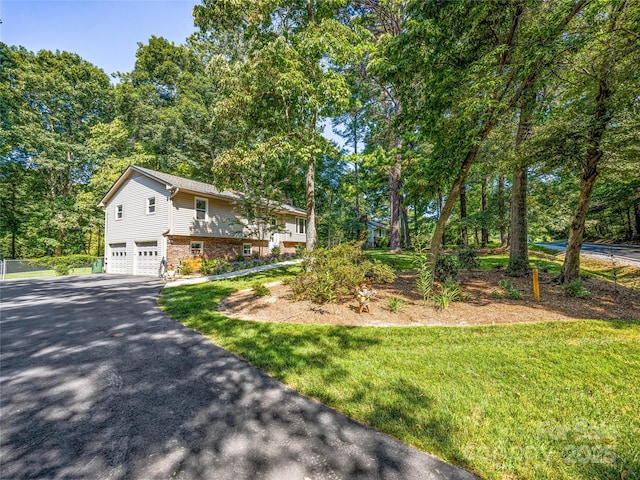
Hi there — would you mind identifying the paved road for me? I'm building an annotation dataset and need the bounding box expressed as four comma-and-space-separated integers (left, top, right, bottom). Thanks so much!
537, 242, 640, 266
0, 275, 477, 480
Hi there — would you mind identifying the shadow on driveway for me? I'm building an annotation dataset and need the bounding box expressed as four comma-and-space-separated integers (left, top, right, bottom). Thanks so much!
0, 275, 477, 479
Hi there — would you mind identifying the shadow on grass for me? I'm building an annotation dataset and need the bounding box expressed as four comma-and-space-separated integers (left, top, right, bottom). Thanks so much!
160, 280, 473, 471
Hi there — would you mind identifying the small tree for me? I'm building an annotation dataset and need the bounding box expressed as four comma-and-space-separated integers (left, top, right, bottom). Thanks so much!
228, 168, 289, 257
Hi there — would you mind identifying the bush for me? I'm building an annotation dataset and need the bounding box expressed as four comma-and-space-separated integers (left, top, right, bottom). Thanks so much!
457, 248, 480, 270
413, 253, 434, 301
252, 283, 271, 297
562, 279, 591, 299
498, 279, 522, 300
432, 277, 463, 310
30, 254, 94, 276
289, 242, 395, 303
295, 243, 306, 257
200, 258, 220, 275
434, 254, 459, 282
387, 296, 407, 313
270, 246, 281, 257
377, 236, 389, 248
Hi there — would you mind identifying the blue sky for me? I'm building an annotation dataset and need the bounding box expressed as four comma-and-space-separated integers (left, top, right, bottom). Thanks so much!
0, 0, 345, 147
1, 0, 199, 78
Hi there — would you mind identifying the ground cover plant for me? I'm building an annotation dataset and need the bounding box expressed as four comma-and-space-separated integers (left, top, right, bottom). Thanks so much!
288, 243, 395, 303
160, 269, 640, 480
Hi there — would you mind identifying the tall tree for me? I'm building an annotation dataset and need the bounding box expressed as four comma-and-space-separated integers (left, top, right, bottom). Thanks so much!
0, 45, 113, 256
193, 0, 352, 251
559, 0, 640, 281
389, 0, 587, 276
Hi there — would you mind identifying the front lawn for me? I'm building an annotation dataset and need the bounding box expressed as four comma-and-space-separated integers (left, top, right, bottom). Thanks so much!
159, 266, 640, 480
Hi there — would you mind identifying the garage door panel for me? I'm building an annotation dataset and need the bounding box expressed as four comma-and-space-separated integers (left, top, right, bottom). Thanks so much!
135, 241, 161, 276
108, 243, 128, 274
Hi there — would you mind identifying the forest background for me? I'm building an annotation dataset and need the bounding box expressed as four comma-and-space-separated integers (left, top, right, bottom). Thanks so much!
1, 0, 639, 282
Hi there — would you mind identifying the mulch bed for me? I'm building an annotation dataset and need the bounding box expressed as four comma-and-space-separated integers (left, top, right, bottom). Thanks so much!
218, 269, 640, 326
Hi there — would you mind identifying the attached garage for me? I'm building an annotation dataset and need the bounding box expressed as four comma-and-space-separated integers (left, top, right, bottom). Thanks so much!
108, 243, 128, 274
135, 241, 161, 276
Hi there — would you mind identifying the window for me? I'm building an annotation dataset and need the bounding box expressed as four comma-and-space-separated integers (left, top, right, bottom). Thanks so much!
194, 197, 208, 220
296, 217, 306, 234
243, 244, 252, 256
190, 241, 203, 257
147, 197, 156, 214
115, 204, 123, 220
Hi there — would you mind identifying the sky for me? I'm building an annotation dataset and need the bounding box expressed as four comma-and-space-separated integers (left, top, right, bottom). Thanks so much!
0, 0, 345, 147
0, 0, 199, 78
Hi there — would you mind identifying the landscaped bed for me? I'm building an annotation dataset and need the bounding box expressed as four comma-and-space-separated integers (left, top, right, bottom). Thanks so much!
159, 258, 640, 480
218, 268, 639, 326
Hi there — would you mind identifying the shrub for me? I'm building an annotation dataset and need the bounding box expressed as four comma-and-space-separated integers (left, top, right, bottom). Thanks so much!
498, 279, 522, 300
289, 242, 395, 303
270, 246, 281, 257
377, 236, 389, 248
434, 254, 459, 282
252, 283, 271, 297
432, 277, 463, 310
30, 254, 94, 276
295, 243, 306, 257
562, 279, 591, 299
457, 248, 480, 270
387, 296, 407, 313
200, 258, 221, 275
413, 253, 434, 301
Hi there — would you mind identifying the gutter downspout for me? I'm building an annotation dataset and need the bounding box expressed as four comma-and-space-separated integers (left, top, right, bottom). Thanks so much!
163, 188, 179, 266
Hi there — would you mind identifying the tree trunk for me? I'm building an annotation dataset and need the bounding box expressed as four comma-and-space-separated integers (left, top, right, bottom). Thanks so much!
634, 198, 640, 240
625, 207, 633, 240
508, 91, 534, 275
389, 137, 402, 253
305, 153, 317, 251
561, 78, 611, 283
429, 142, 483, 270
460, 183, 468, 247
401, 205, 410, 248
498, 174, 509, 247
481, 177, 489, 247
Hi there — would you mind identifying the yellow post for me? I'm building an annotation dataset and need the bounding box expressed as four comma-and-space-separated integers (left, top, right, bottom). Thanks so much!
532, 268, 540, 302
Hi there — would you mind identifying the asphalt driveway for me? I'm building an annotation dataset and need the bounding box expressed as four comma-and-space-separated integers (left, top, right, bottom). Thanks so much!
0, 275, 477, 480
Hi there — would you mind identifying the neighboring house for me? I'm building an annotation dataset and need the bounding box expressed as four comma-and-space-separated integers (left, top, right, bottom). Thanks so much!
366, 220, 389, 248
98, 166, 307, 276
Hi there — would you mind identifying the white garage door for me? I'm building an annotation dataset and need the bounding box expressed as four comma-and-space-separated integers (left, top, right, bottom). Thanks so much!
135, 241, 160, 276
108, 243, 128, 274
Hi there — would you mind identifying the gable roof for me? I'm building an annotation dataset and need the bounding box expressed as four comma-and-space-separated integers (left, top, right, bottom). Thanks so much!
98, 165, 306, 216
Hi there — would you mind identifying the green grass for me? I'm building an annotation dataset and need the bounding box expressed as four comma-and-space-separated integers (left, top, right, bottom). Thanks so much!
367, 250, 415, 271
160, 266, 640, 480
4, 267, 93, 279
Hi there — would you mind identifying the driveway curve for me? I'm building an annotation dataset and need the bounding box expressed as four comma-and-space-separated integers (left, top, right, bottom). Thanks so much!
0, 275, 477, 480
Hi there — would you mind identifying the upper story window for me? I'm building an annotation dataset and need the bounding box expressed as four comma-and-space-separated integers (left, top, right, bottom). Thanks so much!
147, 197, 156, 215
195, 197, 208, 221
296, 217, 306, 234
115, 204, 123, 220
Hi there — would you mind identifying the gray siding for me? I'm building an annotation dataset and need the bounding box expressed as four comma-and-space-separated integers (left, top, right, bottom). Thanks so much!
285, 216, 307, 243
104, 173, 169, 275
171, 192, 243, 238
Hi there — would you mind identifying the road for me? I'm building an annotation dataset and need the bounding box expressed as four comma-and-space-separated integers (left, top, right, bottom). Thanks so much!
0, 275, 477, 480
537, 242, 640, 267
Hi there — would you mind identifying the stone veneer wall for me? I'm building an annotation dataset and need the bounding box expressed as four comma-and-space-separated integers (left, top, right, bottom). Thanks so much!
166, 236, 272, 264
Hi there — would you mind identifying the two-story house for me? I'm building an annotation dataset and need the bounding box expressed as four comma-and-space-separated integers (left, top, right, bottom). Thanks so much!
98, 166, 307, 276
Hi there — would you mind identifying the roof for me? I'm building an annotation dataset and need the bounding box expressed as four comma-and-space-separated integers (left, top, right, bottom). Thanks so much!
367, 220, 389, 230
98, 165, 306, 216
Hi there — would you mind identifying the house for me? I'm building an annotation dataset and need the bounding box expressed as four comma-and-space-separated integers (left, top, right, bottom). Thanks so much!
366, 220, 389, 248
98, 166, 307, 276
